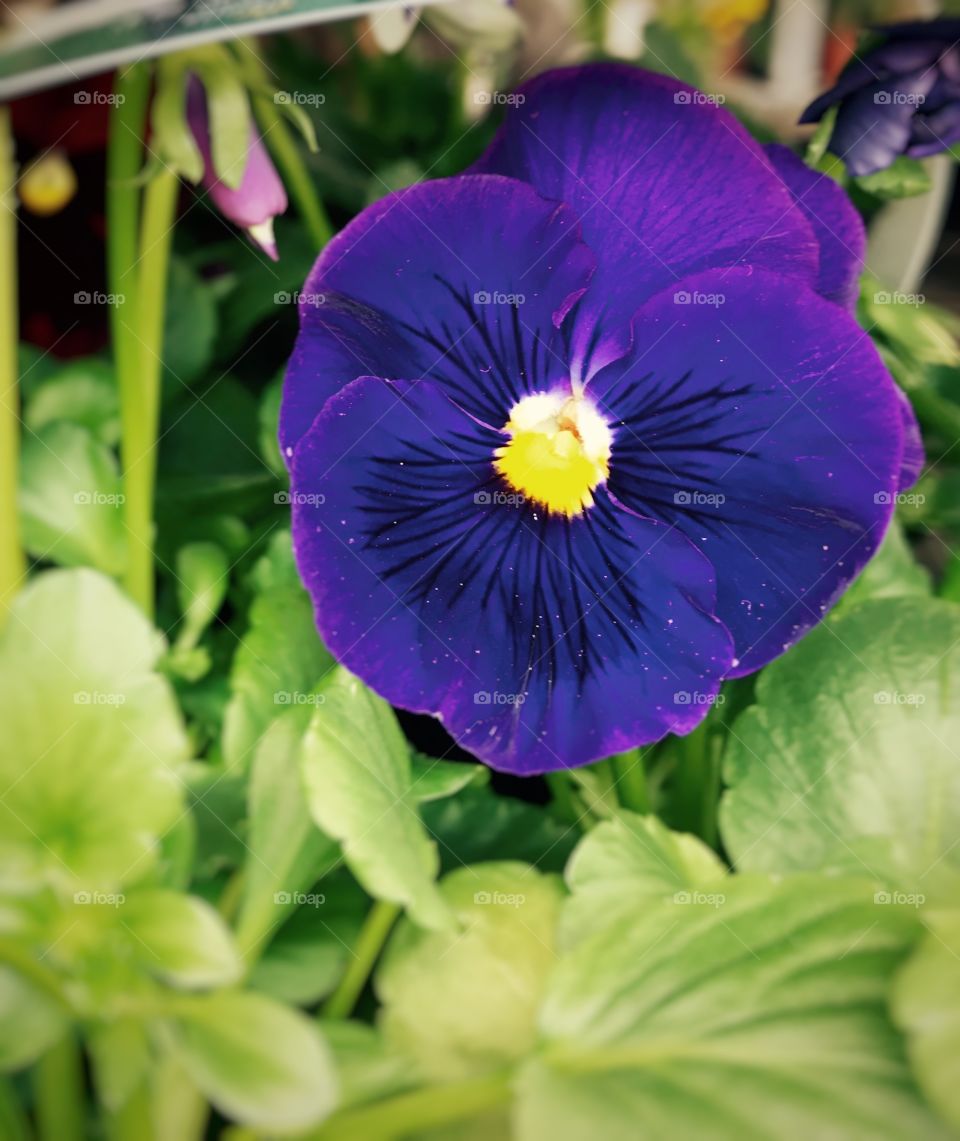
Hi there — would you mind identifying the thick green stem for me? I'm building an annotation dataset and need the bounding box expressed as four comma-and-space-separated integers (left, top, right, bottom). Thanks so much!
122, 169, 178, 617
107, 64, 152, 611
611, 749, 650, 814
314, 1071, 512, 1141
0, 1076, 32, 1141
32, 1034, 85, 1141
670, 720, 721, 847
322, 901, 400, 1020
0, 106, 25, 625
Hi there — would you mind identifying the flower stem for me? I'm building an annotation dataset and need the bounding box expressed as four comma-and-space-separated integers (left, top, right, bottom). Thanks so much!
611, 749, 650, 814
123, 168, 178, 617
670, 720, 721, 847
0, 106, 25, 627
0, 1076, 31, 1141
32, 1034, 85, 1141
322, 900, 400, 1020
313, 1071, 512, 1140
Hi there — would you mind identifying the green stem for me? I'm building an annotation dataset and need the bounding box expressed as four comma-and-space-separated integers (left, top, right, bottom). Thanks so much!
32, 1034, 85, 1141
322, 901, 400, 1020
107, 64, 152, 612
105, 1080, 154, 1141
611, 750, 650, 814
314, 1071, 512, 1141
123, 169, 178, 617
0, 938, 68, 1008
0, 106, 25, 625
545, 771, 579, 823
670, 720, 720, 847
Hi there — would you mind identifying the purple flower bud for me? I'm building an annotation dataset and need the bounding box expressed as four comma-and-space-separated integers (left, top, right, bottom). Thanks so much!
186, 76, 287, 259
800, 19, 960, 176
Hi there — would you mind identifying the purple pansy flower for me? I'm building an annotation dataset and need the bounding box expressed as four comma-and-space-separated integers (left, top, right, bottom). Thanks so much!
281, 63, 919, 775
186, 76, 287, 259
801, 19, 960, 177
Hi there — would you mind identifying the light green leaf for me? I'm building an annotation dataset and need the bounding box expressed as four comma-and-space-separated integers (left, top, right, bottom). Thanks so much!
175, 542, 229, 652
720, 598, 960, 892
856, 156, 932, 199
19, 421, 126, 575
88, 1018, 151, 1112
377, 862, 562, 1081
892, 909, 960, 1130
321, 1021, 417, 1111
836, 521, 930, 611
516, 876, 945, 1141
0, 966, 66, 1072
561, 812, 726, 948
0, 570, 188, 891
169, 990, 337, 1130
301, 669, 451, 931
24, 357, 119, 445
235, 712, 340, 962
409, 754, 487, 802
222, 530, 333, 771
120, 890, 241, 988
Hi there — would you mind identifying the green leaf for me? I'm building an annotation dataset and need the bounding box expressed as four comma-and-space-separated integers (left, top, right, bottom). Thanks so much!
169, 990, 337, 1130
0, 571, 188, 891
835, 521, 930, 612
720, 598, 960, 892
301, 668, 452, 931
410, 754, 487, 802
119, 890, 241, 988
377, 862, 562, 1081
235, 712, 340, 961
0, 966, 66, 1072
174, 542, 229, 652
249, 876, 367, 1005
892, 909, 960, 1130
516, 876, 946, 1141
19, 422, 127, 575
321, 1021, 417, 1111
222, 530, 333, 771
88, 1018, 151, 1111
855, 156, 932, 199
23, 357, 120, 446
561, 812, 726, 948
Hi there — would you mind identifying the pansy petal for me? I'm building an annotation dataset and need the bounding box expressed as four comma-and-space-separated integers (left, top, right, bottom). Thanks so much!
473, 63, 820, 378
279, 174, 594, 455
828, 70, 939, 176
290, 376, 733, 774
764, 143, 865, 309
592, 268, 905, 676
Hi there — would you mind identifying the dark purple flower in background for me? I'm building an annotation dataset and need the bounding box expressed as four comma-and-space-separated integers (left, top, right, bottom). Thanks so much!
186, 76, 287, 259
801, 19, 960, 177
281, 64, 918, 775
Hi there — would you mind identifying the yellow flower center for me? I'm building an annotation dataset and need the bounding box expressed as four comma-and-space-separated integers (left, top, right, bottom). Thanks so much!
494, 391, 612, 517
